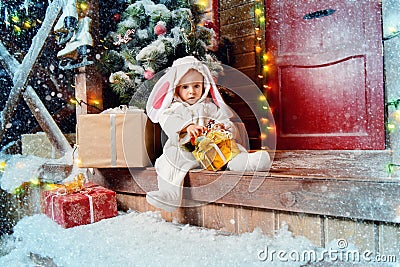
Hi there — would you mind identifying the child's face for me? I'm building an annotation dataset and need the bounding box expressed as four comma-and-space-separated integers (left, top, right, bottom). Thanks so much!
176, 69, 204, 105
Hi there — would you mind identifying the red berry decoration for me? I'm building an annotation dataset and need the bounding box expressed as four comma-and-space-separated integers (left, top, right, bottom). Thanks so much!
154, 23, 167, 36
204, 20, 214, 29
113, 13, 121, 23
144, 70, 155, 80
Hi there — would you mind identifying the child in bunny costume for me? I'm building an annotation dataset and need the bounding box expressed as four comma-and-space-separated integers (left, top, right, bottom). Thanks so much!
146, 56, 270, 212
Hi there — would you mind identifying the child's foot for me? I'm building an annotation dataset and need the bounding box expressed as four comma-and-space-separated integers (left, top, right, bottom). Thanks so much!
146, 191, 180, 212
227, 151, 270, 172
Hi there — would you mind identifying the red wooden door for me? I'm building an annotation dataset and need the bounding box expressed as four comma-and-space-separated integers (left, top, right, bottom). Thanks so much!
266, 0, 385, 150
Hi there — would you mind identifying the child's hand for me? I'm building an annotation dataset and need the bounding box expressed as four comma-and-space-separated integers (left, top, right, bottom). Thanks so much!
186, 124, 206, 138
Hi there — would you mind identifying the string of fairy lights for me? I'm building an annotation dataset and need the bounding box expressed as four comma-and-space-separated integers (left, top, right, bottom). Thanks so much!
0, 0, 47, 36
254, 0, 275, 148
386, 98, 400, 175
254, 0, 268, 91
383, 15, 400, 176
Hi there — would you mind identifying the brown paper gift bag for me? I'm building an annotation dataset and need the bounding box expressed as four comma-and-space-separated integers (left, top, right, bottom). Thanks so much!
77, 112, 160, 168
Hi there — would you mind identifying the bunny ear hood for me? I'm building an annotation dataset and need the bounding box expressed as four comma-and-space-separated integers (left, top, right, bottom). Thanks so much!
146, 56, 227, 123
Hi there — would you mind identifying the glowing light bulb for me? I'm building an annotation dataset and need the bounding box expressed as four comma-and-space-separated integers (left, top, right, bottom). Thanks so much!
0, 161, 6, 172
13, 187, 23, 195
198, 0, 209, 8
388, 26, 397, 34
259, 95, 267, 101
30, 178, 40, 186
393, 110, 400, 122
13, 25, 22, 35
44, 183, 56, 190
11, 14, 20, 23
387, 123, 396, 132
387, 164, 394, 174
263, 65, 269, 72
260, 133, 267, 140
259, 16, 265, 23
256, 46, 262, 53
267, 126, 275, 132
255, 8, 262, 16
79, 2, 89, 11
23, 20, 32, 29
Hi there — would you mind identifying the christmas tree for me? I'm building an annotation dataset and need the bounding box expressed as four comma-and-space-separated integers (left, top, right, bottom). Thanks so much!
100, 0, 223, 105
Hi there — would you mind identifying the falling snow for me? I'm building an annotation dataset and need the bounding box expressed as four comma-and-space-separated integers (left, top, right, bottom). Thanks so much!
0, 0, 400, 266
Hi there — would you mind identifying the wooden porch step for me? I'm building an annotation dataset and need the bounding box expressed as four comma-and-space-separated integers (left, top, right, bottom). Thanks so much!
89, 149, 400, 223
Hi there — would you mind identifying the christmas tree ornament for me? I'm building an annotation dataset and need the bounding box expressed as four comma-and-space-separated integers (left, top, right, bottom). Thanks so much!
113, 12, 121, 23
154, 21, 167, 36
203, 19, 213, 29
113, 28, 135, 45
144, 69, 155, 80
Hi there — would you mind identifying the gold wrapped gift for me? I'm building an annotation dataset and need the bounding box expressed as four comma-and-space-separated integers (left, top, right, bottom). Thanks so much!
44, 173, 86, 194
192, 130, 240, 171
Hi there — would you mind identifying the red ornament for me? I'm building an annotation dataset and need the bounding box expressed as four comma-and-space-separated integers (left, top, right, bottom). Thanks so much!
113, 13, 121, 23
144, 70, 155, 80
154, 23, 167, 36
204, 20, 214, 29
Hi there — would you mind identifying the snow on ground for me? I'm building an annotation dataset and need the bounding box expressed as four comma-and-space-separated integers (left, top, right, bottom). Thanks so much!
1, 211, 394, 267
0, 211, 317, 267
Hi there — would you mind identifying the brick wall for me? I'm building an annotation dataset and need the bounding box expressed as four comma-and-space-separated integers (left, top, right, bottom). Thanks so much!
219, 0, 262, 149
219, 0, 257, 81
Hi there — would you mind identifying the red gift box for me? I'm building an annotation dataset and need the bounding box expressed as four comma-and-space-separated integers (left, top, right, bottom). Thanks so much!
41, 183, 118, 228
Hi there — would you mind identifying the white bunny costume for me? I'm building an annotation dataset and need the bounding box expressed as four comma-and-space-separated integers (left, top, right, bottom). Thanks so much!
146, 56, 270, 212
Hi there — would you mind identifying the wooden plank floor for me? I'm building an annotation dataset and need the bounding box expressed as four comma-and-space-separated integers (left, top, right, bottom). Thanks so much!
271, 150, 393, 179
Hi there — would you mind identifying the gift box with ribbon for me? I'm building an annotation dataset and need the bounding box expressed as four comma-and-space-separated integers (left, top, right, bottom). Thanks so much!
41, 182, 118, 228
77, 107, 161, 168
191, 121, 241, 171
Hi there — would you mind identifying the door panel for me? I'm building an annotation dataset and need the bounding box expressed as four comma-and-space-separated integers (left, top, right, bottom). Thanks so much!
266, 0, 385, 150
